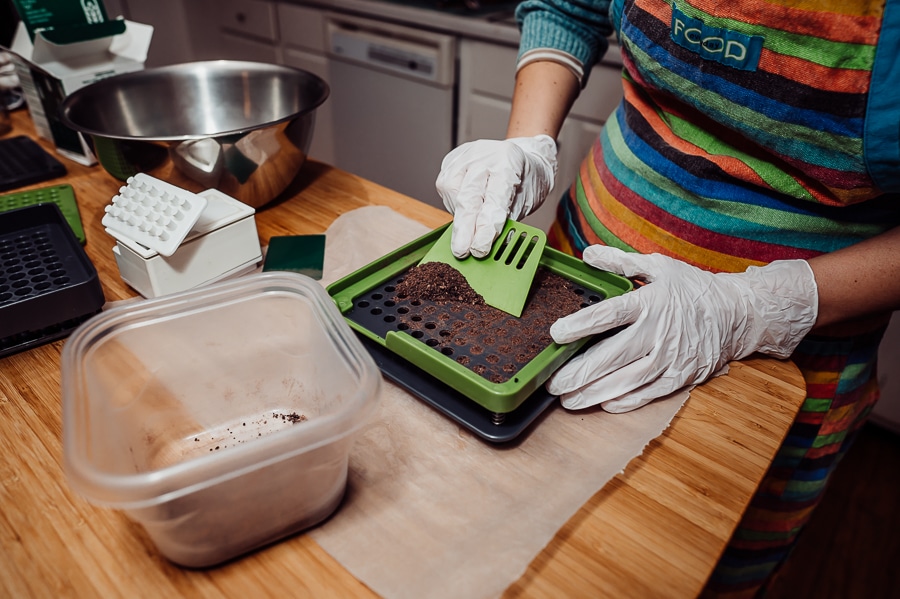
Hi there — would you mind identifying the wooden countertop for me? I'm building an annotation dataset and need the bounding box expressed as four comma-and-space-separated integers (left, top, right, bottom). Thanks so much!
0, 110, 806, 598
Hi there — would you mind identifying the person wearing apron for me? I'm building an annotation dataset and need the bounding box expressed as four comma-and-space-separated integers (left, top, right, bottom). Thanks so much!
435, 0, 900, 595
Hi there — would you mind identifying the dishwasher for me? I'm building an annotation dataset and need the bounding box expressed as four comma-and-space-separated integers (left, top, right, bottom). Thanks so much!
324, 13, 456, 209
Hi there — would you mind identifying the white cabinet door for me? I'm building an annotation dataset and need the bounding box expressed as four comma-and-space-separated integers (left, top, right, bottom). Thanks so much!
280, 4, 334, 165
113, 0, 194, 67
283, 48, 335, 165
278, 3, 328, 54
463, 94, 509, 141
459, 93, 601, 231
457, 38, 624, 232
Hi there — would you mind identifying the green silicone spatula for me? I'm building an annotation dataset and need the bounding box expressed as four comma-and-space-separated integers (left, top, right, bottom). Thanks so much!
419, 219, 547, 317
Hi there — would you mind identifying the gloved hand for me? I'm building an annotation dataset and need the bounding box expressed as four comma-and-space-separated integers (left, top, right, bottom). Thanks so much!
0, 51, 19, 91
547, 246, 818, 413
435, 135, 557, 258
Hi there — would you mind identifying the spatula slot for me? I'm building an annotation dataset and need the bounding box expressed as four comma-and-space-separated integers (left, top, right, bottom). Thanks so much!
516, 235, 541, 270
418, 220, 549, 317
493, 228, 517, 263
504, 231, 528, 265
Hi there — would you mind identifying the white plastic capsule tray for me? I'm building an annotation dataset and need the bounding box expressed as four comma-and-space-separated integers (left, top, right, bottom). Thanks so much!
102, 174, 207, 257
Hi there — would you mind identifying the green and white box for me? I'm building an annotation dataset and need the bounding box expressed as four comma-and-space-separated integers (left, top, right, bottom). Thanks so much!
3, 0, 152, 165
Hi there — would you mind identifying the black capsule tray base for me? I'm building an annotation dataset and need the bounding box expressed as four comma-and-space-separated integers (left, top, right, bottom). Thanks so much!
0, 204, 105, 358
357, 333, 560, 444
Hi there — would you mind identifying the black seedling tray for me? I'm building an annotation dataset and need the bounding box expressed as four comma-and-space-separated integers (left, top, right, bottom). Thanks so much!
357, 333, 560, 443
0, 136, 67, 192
0, 204, 105, 358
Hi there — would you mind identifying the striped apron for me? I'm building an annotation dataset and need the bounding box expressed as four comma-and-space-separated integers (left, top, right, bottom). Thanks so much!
548, 0, 900, 594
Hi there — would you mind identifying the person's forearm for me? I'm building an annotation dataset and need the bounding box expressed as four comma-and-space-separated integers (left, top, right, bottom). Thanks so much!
808, 225, 900, 328
506, 61, 581, 140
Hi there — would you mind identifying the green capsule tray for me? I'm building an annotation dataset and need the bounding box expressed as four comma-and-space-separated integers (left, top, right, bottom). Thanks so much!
0, 184, 86, 244
326, 224, 632, 416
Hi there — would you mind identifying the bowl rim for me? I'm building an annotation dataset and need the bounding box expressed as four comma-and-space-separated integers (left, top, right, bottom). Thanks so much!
58, 59, 331, 142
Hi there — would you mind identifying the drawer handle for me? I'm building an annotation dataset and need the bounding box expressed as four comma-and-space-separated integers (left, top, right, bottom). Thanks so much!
235, 12, 247, 24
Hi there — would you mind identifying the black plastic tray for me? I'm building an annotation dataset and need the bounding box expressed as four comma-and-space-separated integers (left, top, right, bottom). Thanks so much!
356, 333, 561, 443
0, 204, 105, 358
0, 136, 67, 192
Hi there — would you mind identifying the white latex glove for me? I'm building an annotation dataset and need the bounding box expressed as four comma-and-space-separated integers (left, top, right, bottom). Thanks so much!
0, 52, 20, 90
435, 135, 557, 258
547, 246, 818, 413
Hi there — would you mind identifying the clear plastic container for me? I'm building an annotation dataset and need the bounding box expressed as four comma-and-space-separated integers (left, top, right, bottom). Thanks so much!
61, 272, 381, 568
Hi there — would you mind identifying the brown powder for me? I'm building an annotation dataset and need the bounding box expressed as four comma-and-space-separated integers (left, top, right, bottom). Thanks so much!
394, 261, 485, 305
391, 262, 589, 383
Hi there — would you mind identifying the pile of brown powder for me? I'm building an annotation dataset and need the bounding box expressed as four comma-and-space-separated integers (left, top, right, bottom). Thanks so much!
391, 261, 589, 383
394, 261, 485, 305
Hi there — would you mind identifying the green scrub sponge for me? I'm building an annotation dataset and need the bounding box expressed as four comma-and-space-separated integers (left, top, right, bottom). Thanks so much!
262, 235, 326, 280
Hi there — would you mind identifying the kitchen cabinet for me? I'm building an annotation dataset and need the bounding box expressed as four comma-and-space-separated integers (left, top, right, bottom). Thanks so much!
279, 3, 335, 164
457, 38, 624, 232
159, 0, 626, 223
103, 0, 207, 67
218, 0, 280, 42
185, 0, 280, 63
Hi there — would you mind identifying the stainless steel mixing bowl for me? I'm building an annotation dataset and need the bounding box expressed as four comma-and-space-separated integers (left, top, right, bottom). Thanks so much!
59, 60, 329, 209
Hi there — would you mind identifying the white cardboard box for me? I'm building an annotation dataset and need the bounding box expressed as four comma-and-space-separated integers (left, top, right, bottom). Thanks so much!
3, 18, 152, 165
111, 189, 263, 299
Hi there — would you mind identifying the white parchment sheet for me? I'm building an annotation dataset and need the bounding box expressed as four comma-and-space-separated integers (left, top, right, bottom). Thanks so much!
310, 206, 689, 599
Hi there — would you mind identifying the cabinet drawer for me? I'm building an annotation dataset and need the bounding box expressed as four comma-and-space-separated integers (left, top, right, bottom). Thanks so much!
218, 0, 278, 42
216, 31, 280, 62
465, 40, 518, 99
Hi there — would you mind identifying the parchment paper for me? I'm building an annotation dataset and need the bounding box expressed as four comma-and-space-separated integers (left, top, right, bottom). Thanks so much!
308, 206, 690, 599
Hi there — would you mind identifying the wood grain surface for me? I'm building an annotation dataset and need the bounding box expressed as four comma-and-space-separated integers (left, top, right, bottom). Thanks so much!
0, 110, 806, 598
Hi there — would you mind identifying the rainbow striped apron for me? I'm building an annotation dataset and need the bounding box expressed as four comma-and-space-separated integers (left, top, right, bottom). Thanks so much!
548, 0, 900, 594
